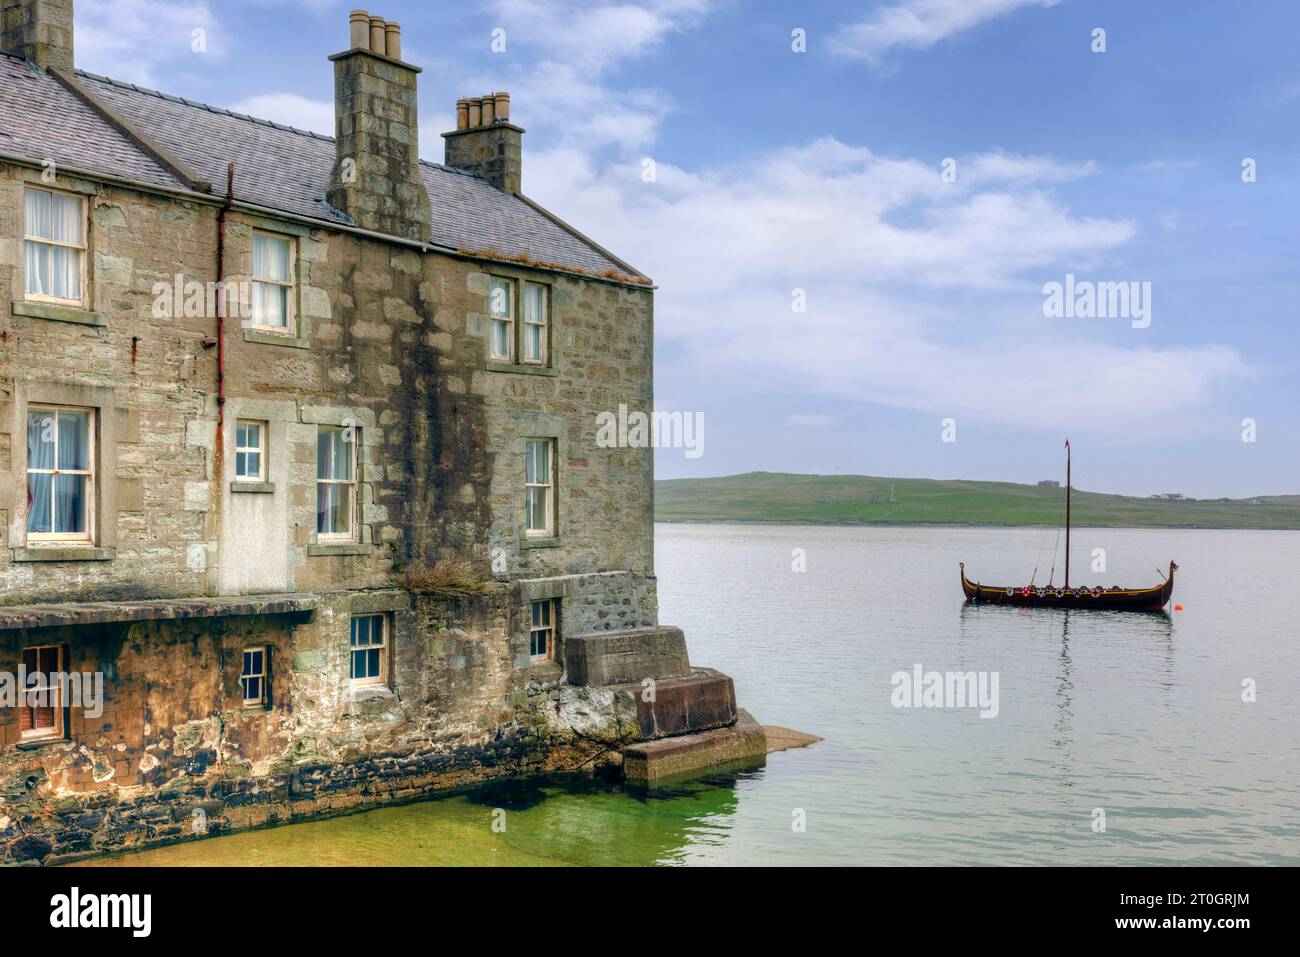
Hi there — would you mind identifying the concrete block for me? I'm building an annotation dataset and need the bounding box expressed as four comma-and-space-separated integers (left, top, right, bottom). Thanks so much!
565, 626, 690, 686
628, 668, 736, 739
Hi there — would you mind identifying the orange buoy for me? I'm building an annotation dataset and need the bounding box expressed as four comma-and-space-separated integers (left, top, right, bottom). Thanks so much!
1174, 604, 1183, 611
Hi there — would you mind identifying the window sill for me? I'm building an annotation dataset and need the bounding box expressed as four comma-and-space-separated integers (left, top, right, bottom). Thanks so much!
16, 735, 68, 751
521, 536, 562, 549
346, 683, 397, 709
13, 546, 115, 562
244, 328, 309, 349
528, 659, 563, 683
230, 481, 276, 494
12, 300, 105, 327
486, 360, 558, 377
307, 542, 373, 557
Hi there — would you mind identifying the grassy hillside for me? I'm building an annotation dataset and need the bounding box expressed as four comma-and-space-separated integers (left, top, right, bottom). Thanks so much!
654, 472, 1300, 529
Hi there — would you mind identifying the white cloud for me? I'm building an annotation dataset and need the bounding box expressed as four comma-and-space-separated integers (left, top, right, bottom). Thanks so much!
77, 0, 225, 86
487, 0, 711, 70
533, 140, 1133, 295
832, 0, 1060, 64
467, 1, 711, 154
226, 93, 334, 135
98, 0, 1244, 442
526, 139, 1248, 436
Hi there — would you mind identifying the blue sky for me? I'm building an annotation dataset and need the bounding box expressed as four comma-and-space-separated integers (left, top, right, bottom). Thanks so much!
75, 0, 1299, 497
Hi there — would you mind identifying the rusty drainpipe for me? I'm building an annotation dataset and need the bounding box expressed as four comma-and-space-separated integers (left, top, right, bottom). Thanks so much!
210, 163, 234, 592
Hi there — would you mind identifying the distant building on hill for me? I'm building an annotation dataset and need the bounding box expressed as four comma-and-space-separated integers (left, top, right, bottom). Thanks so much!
1037, 480, 1060, 487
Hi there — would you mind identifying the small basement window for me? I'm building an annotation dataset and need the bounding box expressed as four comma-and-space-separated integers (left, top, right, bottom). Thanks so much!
240, 646, 270, 707
349, 614, 387, 686
21, 645, 64, 740
529, 599, 558, 661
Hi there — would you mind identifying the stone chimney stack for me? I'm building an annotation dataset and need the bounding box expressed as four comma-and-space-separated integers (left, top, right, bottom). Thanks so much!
1, 0, 74, 71
326, 9, 431, 241
442, 91, 523, 194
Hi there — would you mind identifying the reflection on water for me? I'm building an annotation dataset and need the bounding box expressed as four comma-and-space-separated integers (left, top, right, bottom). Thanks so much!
81, 771, 755, 867
82, 524, 1300, 866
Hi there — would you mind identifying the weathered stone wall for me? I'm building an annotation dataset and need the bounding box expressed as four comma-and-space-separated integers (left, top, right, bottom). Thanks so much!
1, 159, 656, 607
0, 166, 215, 604
0, 150, 660, 862
0, 589, 644, 864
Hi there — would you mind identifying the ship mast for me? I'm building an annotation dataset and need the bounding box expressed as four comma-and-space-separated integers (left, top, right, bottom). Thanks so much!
1064, 439, 1071, 589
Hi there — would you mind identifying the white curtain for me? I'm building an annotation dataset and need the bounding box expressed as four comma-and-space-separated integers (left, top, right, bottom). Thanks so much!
26, 412, 53, 533
24, 189, 83, 300
526, 439, 548, 485
27, 410, 88, 535
524, 284, 544, 360
252, 235, 290, 327
492, 319, 510, 357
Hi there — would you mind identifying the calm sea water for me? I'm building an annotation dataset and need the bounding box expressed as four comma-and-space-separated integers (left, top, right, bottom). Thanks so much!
85, 524, 1300, 866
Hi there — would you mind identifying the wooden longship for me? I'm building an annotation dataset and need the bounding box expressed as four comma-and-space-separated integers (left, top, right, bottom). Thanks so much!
959, 442, 1177, 612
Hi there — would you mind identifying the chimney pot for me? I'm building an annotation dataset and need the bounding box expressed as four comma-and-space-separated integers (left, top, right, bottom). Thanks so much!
443, 93, 524, 193
327, 8, 431, 240
348, 10, 370, 49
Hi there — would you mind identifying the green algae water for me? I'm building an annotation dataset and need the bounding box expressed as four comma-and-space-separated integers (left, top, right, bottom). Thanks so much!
82, 524, 1300, 866
80, 774, 757, 867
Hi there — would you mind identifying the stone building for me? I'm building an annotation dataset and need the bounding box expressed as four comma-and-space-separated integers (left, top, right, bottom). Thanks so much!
0, 1, 758, 863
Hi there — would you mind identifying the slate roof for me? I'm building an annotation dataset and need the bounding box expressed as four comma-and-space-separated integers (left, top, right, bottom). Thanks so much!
0, 52, 637, 278
0, 54, 176, 188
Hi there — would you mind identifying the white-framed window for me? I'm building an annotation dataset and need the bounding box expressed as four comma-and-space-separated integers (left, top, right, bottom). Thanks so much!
240, 646, 269, 707
23, 186, 86, 305
524, 438, 554, 538
26, 405, 94, 543
349, 614, 387, 686
316, 425, 357, 541
529, 599, 558, 661
251, 232, 295, 332
522, 281, 548, 365
488, 276, 513, 361
234, 420, 266, 482
21, 645, 64, 740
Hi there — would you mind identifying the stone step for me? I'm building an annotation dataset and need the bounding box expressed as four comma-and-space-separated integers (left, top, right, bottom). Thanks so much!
608, 667, 737, 739
622, 709, 767, 785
